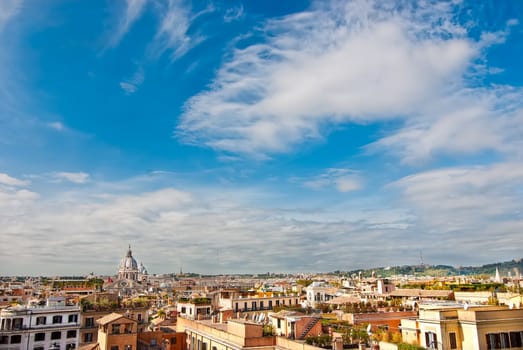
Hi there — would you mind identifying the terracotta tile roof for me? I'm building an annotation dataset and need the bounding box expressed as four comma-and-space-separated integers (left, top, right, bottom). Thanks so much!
96, 313, 129, 325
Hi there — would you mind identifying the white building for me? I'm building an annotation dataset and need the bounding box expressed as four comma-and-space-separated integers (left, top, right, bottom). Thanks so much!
305, 282, 337, 309
0, 297, 80, 350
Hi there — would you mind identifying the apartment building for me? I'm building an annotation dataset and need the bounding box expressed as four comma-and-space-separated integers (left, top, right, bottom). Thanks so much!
401, 303, 523, 349
175, 316, 326, 350
176, 317, 275, 350
216, 291, 301, 313
96, 313, 137, 350
79, 293, 148, 347
0, 297, 80, 350
268, 311, 321, 340
304, 283, 337, 309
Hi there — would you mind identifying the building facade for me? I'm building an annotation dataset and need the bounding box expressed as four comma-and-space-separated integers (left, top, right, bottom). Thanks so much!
0, 297, 80, 350
401, 304, 523, 349
96, 313, 137, 350
104, 246, 149, 296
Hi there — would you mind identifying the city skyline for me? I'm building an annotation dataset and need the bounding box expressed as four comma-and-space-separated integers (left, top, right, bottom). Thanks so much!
1, 0, 523, 275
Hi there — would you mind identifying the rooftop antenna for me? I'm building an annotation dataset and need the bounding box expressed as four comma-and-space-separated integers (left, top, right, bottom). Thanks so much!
419, 250, 425, 268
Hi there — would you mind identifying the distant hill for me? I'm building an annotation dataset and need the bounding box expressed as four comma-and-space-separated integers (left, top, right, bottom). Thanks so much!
343, 258, 523, 278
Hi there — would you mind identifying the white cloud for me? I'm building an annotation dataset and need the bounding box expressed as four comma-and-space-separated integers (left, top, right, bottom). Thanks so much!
119, 67, 145, 94
52, 172, 90, 184
1, 169, 522, 275
0, 0, 22, 32
175, 0, 523, 165
371, 87, 523, 164
335, 177, 362, 193
0, 173, 29, 187
106, 0, 147, 49
47, 121, 66, 131
224, 5, 244, 23
301, 168, 362, 192
150, 0, 207, 60
176, 0, 481, 157
119, 82, 138, 94
0, 175, 414, 275
393, 162, 523, 229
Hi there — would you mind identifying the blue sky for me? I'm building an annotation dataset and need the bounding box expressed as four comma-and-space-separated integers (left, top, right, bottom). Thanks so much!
1, 0, 523, 276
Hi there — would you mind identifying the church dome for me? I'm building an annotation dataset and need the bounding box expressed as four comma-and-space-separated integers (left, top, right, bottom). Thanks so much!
119, 245, 138, 271
139, 262, 148, 275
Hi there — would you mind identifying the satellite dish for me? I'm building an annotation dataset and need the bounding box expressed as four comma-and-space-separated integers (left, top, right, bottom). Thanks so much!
464, 303, 468, 311
367, 323, 372, 333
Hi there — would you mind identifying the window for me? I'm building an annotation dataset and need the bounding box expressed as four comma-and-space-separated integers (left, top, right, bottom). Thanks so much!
425, 332, 438, 349
449, 332, 457, 349
212, 347, 217, 350
84, 333, 93, 343
170, 338, 176, 345
34, 347, 44, 350
112, 324, 120, 334
124, 345, 132, 350
510, 332, 523, 347
269, 301, 273, 308
10, 335, 22, 344
111, 346, 119, 350
53, 316, 63, 324
68, 314, 78, 323
137, 314, 142, 322
66, 344, 76, 350
67, 330, 77, 338
487, 333, 500, 350
123, 324, 132, 334
12, 318, 23, 330
277, 319, 281, 328
51, 332, 62, 340
500, 333, 510, 349
202, 343, 207, 350
487, 332, 518, 349
85, 317, 94, 328
36, 317, 46, 325
150, 339, 157, 346
252, 301, 257, 310
235, 303, 238, 312
260, 301, 264, 309
181, 307, 186, 313
35, 333, 45, 342
0, 336, 8, 344
244, 302, 247, 311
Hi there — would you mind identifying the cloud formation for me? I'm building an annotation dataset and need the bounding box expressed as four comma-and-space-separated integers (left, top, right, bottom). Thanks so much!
301, 168, 362, 193
0, 171, 411, 275
51, 172, 90, 184
151, 0, 208, 60
0, 0, 22, 32
106, 0, 147, 49
0, 162, 522, 276
176, 1, 472, 156
120, 67, 145, 94
176, 0, 522, 164
0, 173, 29, 187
